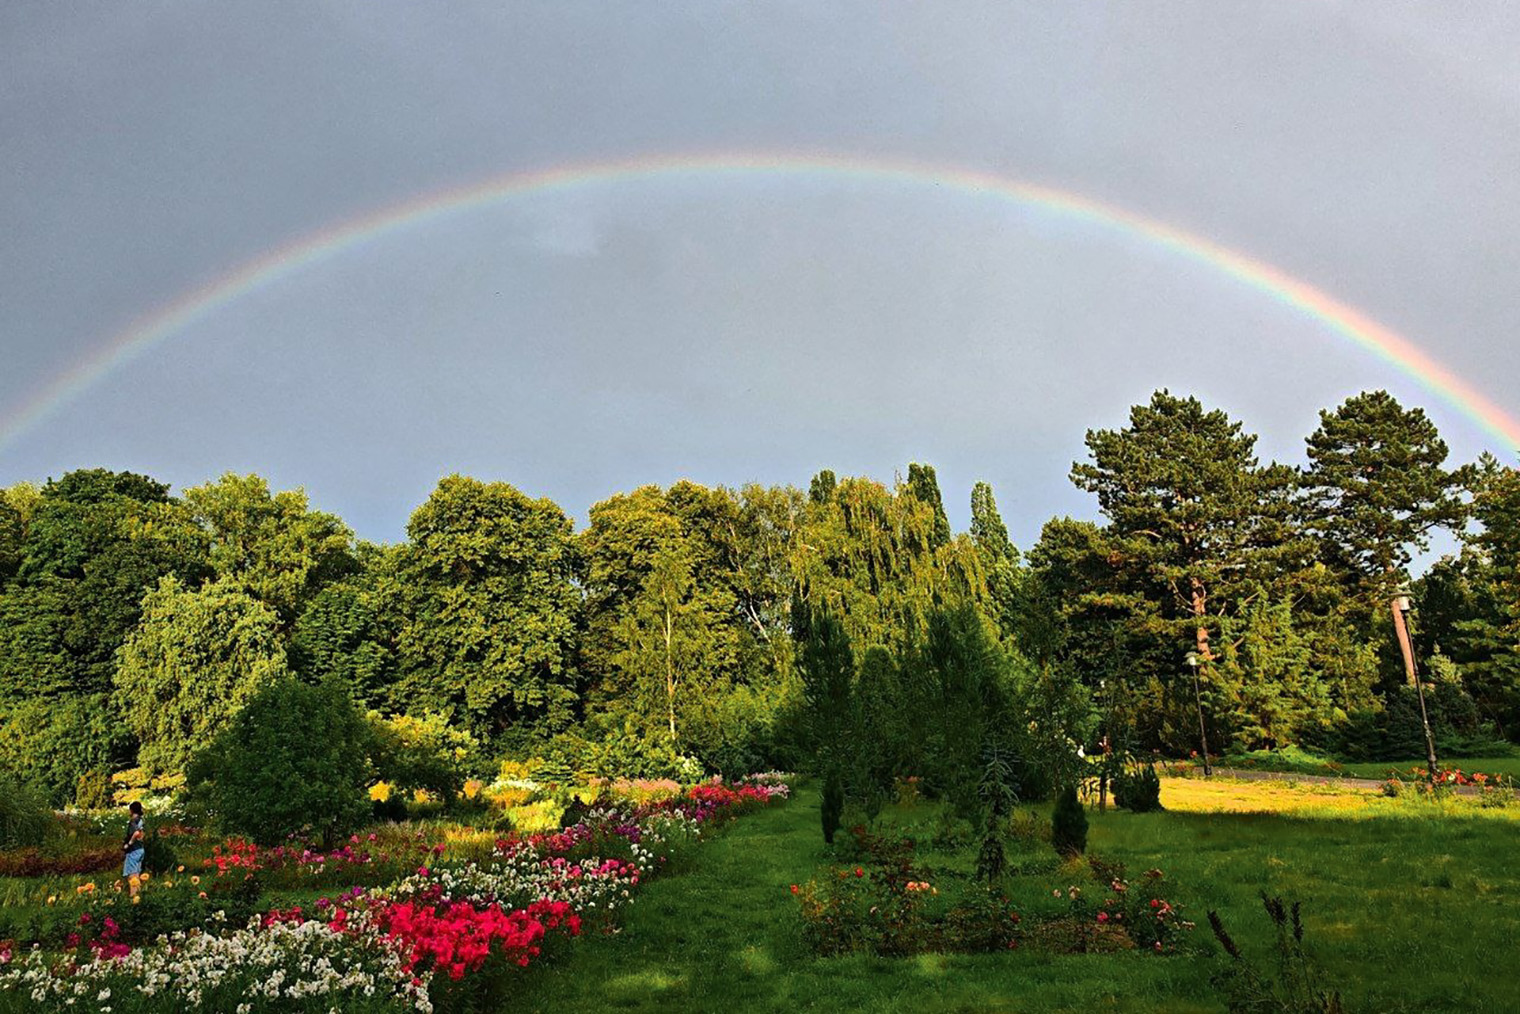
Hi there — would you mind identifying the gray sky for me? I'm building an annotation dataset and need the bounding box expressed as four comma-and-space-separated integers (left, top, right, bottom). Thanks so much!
3, 1, 1518, 548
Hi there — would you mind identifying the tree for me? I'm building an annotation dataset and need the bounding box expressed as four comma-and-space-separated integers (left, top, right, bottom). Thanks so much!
1070, 392, 1310, 756
791, 473, 987, 654
184, 473, 357, 630
114, 577, 290, 774
0, 471, 208, 800
1073, 391, 1300, 668
614, 544, 734, 745
808, 469, 837, 505
1449, 461, 1520, 734
906, 462, 952, 549
793, 594, 854, 843
187, 678, 373, 846
1303, 391, 1466, 685
288, 542, 401, 706
0, 482, 40, 590
392, 475, 581, 742
0, 498, 21, 589
1219, 596, 1326, 750
970, 481, 1021, 641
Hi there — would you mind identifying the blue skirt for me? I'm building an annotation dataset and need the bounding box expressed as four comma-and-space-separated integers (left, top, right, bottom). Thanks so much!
122, 849, 144, 878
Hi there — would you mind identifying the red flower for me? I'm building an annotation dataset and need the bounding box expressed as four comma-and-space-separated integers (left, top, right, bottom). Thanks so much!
790, 884, 799, 894
855, 867, 864, 878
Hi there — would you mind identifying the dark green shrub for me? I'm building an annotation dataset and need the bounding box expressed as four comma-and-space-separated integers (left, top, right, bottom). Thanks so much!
142, 829, 178, 875
372, 795, 408, 823
821, 770, 844, 845
1113, 764, 1163, 812
187, 678, 374, 846
1051, 783, 1088, 856
0, 774, 50, 849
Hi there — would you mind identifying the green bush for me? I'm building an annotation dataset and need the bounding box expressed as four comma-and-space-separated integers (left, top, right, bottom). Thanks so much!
0, 774, 50, 849
368, 711, 477, 803
1051, 784, 1088, 856
821, 770, 844, 845
1112, 764, 1163, 813
187, 678, 374, 846
142, 829, 178, 875
73, 769, 110, 810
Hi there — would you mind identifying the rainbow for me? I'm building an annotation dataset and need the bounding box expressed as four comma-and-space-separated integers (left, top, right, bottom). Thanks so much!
3, 151, 1518, 454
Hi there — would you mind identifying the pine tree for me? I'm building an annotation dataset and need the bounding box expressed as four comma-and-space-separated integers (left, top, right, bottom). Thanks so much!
1071, 391, 1302, 670
1302, 391, 1466, 688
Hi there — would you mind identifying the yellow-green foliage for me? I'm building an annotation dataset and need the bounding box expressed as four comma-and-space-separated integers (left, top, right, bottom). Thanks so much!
484, 785, 534, 809
603, 778, 683, 806
503, 799, 565, 834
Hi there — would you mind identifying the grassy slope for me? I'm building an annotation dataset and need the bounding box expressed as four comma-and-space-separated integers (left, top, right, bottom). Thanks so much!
509, 784, 1520, 1014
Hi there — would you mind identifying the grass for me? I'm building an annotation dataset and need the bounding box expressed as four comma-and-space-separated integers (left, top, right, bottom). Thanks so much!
507, 780, 1520, 1014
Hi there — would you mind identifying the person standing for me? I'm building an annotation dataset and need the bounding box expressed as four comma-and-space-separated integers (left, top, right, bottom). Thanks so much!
122, 800, 145, 897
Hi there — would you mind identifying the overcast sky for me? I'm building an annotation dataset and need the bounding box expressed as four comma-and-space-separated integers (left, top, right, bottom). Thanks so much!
3, 2, 1518, 548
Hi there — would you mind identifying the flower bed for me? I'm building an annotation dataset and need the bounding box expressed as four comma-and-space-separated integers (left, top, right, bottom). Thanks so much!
0, 774, 791, 1013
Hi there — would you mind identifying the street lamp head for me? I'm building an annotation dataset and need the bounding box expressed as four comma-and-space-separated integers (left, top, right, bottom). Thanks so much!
1184, 651, 1200, 669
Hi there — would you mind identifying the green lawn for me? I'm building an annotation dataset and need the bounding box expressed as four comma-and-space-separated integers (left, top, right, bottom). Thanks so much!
509, 784, 1520, 1014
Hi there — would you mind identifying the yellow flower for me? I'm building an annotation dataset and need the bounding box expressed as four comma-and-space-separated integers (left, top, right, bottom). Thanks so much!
176, 865, 185, 873
46, 895, 56, 905
191, 876, 200, 885
131, 895, 141, 905
463, 779, 483, 800
369, 781, 392, 803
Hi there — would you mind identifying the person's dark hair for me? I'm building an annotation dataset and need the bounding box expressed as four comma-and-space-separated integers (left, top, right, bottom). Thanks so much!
128, 801, 144, 816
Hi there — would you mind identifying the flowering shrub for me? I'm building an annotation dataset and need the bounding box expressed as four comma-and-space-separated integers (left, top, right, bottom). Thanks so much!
1095, 869, 1195, 952
372, 897, 579, 980
0, 915, 428, 1013
794, 828, 1021, 957
1388, 764, 1511, 787
203, 831, 449, 887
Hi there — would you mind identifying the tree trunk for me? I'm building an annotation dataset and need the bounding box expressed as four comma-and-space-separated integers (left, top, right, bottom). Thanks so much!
664, 603, 677, 742
1190, 576, 1212, 662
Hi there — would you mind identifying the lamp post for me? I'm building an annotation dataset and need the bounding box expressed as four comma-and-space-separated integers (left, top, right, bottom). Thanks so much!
1398, 594, 1440, 782
1185, 651, 1211, 777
